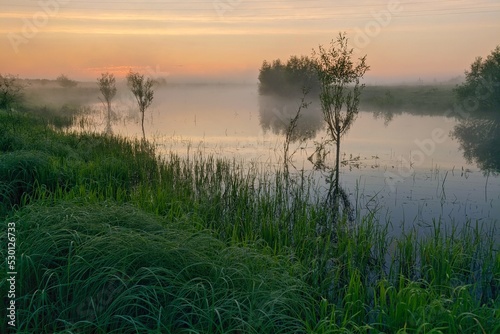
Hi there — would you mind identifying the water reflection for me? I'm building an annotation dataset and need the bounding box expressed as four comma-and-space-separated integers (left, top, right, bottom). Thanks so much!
56, 84, 499, 231
258, 94, 323, 142
452, 113, 500, 173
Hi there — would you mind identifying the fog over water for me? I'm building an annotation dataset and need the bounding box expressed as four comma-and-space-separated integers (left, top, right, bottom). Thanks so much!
79, 83, 499, 238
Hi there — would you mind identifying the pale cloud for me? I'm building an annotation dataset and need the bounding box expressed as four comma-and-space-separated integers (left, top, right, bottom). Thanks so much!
0, 0, 499, 81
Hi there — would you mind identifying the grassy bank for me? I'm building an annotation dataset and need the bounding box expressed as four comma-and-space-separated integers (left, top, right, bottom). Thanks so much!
1, 110, 498, 333
360, 84, 456, 113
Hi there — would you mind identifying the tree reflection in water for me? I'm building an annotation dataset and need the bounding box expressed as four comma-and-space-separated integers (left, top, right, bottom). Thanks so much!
452, 113, 500, 174
258, 94, 323, 142
260, 90, 500, 175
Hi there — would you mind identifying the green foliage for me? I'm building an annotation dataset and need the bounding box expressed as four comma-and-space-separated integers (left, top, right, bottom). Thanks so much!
455, 45, 500, 112
97, 72, 117, 104
0, 150, 58, 213
313, 32, 369, 144
0, 73, 24, 111
4, 202, 311, 333
311, 32, 369, 217
452, 114, 500, 173
126, 71, 155, 140
56, 74, 78, 88
361, 84, 456, 124
97, 72, 117, 134
258, 56, 320, 96
0, 111, 158, 215
0, 110, 498, 333
27, 104, 84, 129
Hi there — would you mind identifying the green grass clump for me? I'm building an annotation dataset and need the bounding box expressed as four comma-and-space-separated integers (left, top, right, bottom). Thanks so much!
3, 201, 313, 333
0, 150, 52, 203
0, 111, 159, 214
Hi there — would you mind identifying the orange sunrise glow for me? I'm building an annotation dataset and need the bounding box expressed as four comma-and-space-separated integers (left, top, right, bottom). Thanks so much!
1, 0, 499, 83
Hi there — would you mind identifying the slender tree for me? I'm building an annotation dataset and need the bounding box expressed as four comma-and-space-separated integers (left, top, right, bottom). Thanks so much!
312, 32, 369, 214
97, 72, 117, 134
126, 71, 154, 140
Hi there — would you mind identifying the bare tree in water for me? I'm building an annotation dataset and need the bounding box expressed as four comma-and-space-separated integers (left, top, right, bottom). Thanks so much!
126, 71, 154, 140
97, 72, 117, 134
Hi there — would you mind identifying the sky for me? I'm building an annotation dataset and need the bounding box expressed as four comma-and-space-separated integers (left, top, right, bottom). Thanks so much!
1, 0, 499, 83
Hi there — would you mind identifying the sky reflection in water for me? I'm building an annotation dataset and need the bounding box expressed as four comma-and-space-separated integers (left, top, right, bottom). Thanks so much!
100, 84, 499, 237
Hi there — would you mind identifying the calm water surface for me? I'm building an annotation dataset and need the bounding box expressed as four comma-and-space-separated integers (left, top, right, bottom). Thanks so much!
102, 84, 499, 237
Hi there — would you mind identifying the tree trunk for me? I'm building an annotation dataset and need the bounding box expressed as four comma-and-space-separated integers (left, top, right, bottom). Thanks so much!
335, 127, 341, 195
141, 110, 146, 140
332, 127, 341, 223
106, 101, 112, 134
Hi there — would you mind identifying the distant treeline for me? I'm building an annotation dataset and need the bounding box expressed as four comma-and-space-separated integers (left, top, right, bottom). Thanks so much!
360, 84, 456, 117
259, 45, 499, 116
258, 56, 320, 96
257, 56, 457, 114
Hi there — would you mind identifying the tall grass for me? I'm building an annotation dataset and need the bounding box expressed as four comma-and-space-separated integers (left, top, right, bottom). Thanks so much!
6, 202, 312, 333
0, 110, 498, 333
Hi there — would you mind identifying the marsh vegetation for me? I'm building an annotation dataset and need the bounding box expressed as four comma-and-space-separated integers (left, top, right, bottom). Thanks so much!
0, 44, 499, 333
0, 110, 499, 333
